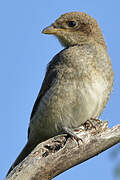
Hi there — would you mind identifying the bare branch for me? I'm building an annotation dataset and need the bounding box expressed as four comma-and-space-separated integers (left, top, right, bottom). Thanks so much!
6, 121, 120, 180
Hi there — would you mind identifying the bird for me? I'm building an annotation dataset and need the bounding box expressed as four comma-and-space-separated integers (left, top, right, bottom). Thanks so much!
7, 12, 114, 175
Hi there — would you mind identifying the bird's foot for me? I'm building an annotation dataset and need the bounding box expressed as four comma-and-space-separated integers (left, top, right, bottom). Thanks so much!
62, 127, 84, 146
84, 118, 102, 130
84, 118, 108, 134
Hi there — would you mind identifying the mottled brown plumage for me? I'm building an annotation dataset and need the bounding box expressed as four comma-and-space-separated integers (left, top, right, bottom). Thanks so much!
7, 12, 113, 175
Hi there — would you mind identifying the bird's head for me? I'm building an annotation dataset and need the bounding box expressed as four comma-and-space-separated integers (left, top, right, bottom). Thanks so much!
42, 12, 106, 48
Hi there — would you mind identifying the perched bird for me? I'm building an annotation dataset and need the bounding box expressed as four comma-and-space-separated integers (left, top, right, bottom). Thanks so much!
7, 12, 113, 175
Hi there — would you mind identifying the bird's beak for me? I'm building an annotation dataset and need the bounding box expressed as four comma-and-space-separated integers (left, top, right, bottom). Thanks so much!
42, 25, 61, 35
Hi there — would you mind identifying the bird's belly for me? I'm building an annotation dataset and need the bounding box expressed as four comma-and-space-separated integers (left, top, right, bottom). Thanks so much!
29, 76, 109, 142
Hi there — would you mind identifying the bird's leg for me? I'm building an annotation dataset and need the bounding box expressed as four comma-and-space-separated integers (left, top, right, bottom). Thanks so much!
90, 118, 102, 122
90, 118, 102, 127
62, 127, 84, 145
84, 118, 102, 130
84, 120, 96, 130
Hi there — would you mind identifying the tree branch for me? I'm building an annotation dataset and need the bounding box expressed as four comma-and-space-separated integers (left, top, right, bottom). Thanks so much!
6, 121, 120, 180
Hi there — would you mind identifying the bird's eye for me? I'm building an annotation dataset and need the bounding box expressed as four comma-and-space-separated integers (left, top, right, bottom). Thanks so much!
68, 21, 76, 27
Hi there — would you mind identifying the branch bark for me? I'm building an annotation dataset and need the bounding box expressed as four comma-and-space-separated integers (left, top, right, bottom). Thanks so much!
6, 121, 120, 180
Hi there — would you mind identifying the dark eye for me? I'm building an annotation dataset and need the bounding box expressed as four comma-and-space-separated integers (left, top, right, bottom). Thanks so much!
68, 21, 76, 27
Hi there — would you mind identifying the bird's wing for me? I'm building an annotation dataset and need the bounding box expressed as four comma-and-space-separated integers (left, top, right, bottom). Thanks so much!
30, 62, 57, 120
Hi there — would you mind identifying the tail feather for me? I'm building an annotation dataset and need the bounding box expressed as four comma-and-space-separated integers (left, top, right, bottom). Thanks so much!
7, 142, 35, 176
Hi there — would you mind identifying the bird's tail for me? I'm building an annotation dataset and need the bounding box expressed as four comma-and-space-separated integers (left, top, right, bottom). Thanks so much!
6, 142, 35, 176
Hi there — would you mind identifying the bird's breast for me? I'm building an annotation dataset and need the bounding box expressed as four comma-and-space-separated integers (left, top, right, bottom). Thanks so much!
30, 72, 110, 143
29, 44, 113, 143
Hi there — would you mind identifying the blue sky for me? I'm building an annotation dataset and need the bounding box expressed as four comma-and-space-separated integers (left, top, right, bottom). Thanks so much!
1, 0, 120, 179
